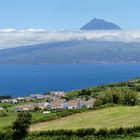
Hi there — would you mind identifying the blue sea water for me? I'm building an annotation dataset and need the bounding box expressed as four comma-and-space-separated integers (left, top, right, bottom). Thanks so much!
0, 64, 140, 97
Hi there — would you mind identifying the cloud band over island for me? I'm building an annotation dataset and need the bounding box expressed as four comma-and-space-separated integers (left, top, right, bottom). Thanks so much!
0, 29, 140, 48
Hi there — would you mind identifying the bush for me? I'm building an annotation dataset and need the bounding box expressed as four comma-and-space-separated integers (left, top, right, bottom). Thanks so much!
0, 109, 7, 117
0, 129, 13, 140
33, 106, 41, 112
94, 98, 103, 107
95, 87, 138, 107
12, 112, 32, 140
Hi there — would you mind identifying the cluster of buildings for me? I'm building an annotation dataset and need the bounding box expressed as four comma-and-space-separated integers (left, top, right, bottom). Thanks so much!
15, 98, 96, 112
0, 91, 96, 113
0, 94, 46, 104
0, 91, 65, 104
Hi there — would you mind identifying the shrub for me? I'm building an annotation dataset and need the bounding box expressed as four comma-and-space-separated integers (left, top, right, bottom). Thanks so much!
0, 109, 7, 117
94, 98, 103, 107
33, 106, 41, 112
0, 129, 13, 140
12, 112, 32, 140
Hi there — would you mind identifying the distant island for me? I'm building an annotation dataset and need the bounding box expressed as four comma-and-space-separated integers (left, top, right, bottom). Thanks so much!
0, 18, 139, 65
81, 18, 122, 30
0, 40, 140, 64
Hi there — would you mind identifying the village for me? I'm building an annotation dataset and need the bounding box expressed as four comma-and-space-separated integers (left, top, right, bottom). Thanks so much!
0, 91, 96, 113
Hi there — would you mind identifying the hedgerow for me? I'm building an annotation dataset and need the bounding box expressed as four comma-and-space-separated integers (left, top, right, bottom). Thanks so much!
27, 126, 140, 139
1, 125, 140, 139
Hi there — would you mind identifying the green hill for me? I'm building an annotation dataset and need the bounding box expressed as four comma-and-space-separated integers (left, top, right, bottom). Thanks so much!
30, 106, 140, 131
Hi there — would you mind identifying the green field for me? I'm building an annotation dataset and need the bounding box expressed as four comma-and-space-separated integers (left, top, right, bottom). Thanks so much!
0, 112, 49, 129
30, 106, 140, 131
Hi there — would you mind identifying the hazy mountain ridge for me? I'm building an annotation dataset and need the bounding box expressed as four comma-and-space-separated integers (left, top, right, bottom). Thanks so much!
0, 40, 140, 64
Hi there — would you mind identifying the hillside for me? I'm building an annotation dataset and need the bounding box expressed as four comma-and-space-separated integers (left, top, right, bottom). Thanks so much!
30, 106, 140, 131
81, 18, 122, 30
0, 40, 140, 64
1, 78, 140, 139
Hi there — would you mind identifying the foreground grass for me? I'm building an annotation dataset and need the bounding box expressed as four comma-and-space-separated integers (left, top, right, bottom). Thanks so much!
30, 106, 140, 131
0, 112, 49, 129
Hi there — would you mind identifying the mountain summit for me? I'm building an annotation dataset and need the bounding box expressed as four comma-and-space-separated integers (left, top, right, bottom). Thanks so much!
81, 18, 122, 30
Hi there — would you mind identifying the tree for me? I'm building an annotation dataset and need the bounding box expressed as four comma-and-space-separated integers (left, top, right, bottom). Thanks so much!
34, 106, 41, 112
2, 103, 11, 111
0, 109, 7, 117
94, 98, 103, 107
80, 89, 91, 96
124, 90, 138, 106
12, 112, 32, 140
98, 92, 113, 105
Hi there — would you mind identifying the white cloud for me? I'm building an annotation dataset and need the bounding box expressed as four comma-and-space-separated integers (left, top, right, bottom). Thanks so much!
0, 29, 140, 49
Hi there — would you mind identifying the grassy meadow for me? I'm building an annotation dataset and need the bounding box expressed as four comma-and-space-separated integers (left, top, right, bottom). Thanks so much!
0, 112, 49, 129
30, 106, 140, 131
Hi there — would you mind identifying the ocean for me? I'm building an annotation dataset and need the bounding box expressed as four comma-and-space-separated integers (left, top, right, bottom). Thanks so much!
0, 64, 140, 97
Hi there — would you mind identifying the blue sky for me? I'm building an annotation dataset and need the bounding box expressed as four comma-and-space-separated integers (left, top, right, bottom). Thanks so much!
0, 0, 140, 30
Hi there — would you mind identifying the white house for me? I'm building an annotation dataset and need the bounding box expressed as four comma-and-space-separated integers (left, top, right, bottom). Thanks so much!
43, 111, 50, 114
1, 99, 9, 103
66, 100, 80, 109
50, 100, 64, 109
0, 107, 3, 111
50, 91, 65, 97
10, 99, 18, 104
37, 102, 50, 110
30, 94, 45, 99
80, 99, 96, 108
